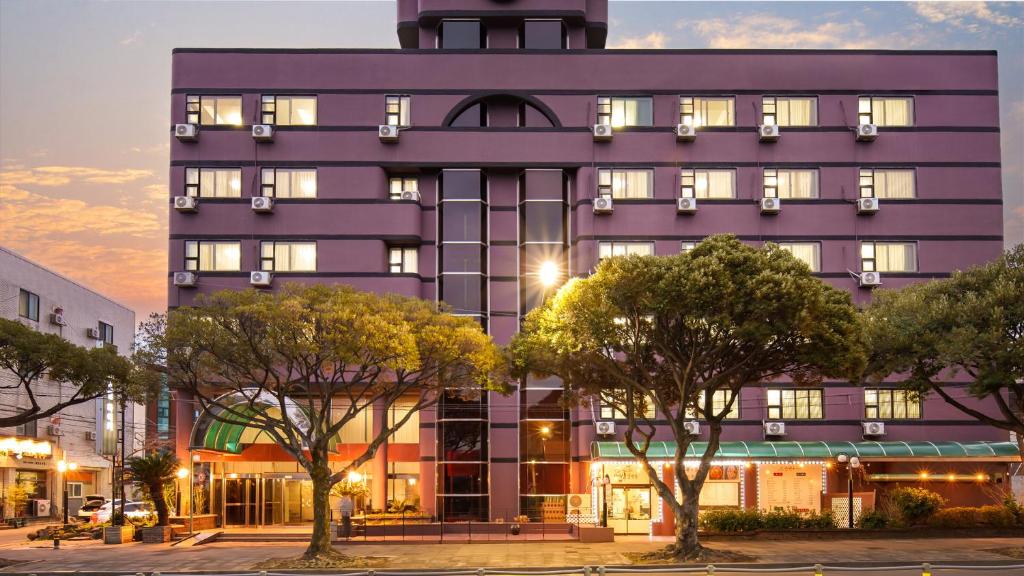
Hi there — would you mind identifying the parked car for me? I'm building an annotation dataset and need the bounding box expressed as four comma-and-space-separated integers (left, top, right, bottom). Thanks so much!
89, 500, 154, 524
77, 496, 108, 520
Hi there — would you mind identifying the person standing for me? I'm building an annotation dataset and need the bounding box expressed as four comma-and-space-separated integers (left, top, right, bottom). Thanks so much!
339, 495, 354, 539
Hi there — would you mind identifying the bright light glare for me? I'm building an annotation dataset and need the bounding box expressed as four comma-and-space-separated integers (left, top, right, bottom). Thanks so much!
539, 261, 559, 287
348, 471, 363, 483
177, 467, 190, 479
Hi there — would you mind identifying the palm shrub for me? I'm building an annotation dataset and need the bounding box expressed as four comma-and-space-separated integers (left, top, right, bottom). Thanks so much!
126, 451, 180, 526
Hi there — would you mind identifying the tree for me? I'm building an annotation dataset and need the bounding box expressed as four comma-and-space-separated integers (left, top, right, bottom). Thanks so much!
144, 284, 506, 561
510, 235, 865, 560
0, 317, 145, 427
126, 451, 180, 526
864, 245, 1023, 457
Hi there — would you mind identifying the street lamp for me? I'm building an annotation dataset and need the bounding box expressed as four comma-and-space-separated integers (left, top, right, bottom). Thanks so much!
837, 454, 861, 528
56, 459, 78, 524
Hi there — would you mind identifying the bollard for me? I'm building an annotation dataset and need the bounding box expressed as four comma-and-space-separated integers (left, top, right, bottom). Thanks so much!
477, 569, 485, 576
52, 538, 59, 549
583, 566, 592, 576
921, 563, 932, 576
814, 563, 823, 576
260, 572, 267, 576
706, 565, 715, 575
598, 566, 606, 576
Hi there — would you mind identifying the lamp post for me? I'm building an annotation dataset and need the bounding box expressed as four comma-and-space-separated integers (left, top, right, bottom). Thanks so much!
56, 459, 77, 524
176, 465, 189, 526
837, 454, 860, 528
600, 474, 611, 528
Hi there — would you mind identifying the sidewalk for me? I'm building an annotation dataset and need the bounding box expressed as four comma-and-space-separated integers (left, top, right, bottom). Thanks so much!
0, 535, 1021, 572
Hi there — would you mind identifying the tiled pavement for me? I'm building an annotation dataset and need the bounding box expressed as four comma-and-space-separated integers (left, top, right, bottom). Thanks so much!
0, 535, 1021, 572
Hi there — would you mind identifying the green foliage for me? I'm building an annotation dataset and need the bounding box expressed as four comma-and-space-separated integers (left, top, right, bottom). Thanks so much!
978, 504, 1018, 528
0, 318, 147, 428
700, 508, 835, 532
126, 451, 180, 526
858, 508, 889, 529
700, 509, 762, 532
889, 487, 945, 525
927, 507, 980, 528
330, 479, 369, 499
3, 484, 29, 517
863, 245, 1024, 443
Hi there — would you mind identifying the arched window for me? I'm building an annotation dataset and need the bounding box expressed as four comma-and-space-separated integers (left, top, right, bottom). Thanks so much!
444, 94, 560, 128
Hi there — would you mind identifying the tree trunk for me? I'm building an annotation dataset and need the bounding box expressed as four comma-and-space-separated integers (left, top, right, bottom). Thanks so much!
151, 481, 170, 526
303, 464, 335, 560
670, 485, 702, 558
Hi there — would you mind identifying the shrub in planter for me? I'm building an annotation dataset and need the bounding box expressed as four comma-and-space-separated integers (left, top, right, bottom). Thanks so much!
761, 509, 803, 530
700, 509, 762, 532
978, 505, 1017, 528
858, 508, 888, 529
802, 509, 835, 530
889, 487, 945, 525
927, 507, 980, 528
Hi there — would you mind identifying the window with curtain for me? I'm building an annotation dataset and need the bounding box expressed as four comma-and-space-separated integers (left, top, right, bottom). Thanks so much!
261, 168, 316, 198
776, 242, 821, 272
187, 95, 242, 126
865, 389, 921, 419
336, 407, 372, 443
261, 96, 316, 126
597, 96, 653, 127
18, 289, 39, 322
389, 177, 418, 200
388, 404, 421, 443
680, 241, 699, 254
763, 169, 818, 198
389, 246, 419, 273
685, 390, 740, 419
599, 389, 656, 420
766, 389, 823, 420
598, 168, 653, 199
681, 169, 735, 199
385, 95, 411, 126
186, 168, 242, 198
858, 97, 913, 126
762, 96, 817, 126
861, 242, 917, 272
859, 169, 915, 199
679, 97, 735, 127
184, 241, 241, 272
260, 242, 316, 272
598, 241, 654, 260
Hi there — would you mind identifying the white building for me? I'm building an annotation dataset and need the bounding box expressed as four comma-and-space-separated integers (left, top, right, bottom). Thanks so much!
0, 246, 144, 521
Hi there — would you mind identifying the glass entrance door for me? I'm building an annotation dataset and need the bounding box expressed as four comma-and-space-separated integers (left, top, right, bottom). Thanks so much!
224, 478, 257, 526
285, 480, 314, 524
608, 486, 652, 534
263, 478, 284, 525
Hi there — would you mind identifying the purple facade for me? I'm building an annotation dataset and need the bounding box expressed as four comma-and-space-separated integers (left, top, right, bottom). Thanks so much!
169, 0, 1011, 531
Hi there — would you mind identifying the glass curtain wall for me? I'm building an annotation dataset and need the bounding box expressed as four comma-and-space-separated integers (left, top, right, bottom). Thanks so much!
518, 170, 570, 521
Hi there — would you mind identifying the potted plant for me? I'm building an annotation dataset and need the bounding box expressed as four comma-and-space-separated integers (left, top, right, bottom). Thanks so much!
103, 511, 135, 544
125, 451, 181, 543
510, 514, 529, 536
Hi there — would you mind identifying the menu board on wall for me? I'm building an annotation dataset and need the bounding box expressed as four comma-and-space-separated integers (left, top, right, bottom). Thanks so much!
758, 464, 822, 513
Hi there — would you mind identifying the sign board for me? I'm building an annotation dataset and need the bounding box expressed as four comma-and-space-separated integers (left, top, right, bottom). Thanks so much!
758, 463, 822, 513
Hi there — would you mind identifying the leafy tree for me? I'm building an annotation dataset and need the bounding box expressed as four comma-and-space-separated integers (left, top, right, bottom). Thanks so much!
510, 235, 864, 560
864, 245, 1023, 457
0, 317, 147, 427
126, 451, 180, 526
144, 284, 506, 560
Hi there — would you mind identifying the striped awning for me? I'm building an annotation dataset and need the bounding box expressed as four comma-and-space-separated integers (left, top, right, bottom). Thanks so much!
190, 390, 311, 454
591, 440, 1021, 461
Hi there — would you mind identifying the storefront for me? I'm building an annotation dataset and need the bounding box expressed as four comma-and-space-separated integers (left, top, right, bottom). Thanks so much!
0, 437, 55, 519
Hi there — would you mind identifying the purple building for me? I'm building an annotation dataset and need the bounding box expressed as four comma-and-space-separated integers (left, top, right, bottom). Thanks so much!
166, 0, 1015, 533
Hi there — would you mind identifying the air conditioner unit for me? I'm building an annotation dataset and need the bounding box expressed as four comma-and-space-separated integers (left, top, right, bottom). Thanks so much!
33, 499, 51, 517
676, 123, 697, 142
400, 190, 421, 202
173, 196, 198, 213
593, 123, 613, 141
250, 270, 272, 287
85, 431, 97, 441
676, 197, 698, 214
252, 124, 274, 142
251, 196, 274, 213
173, 271, 197, 288
174, 123, 198, 142
857, 197, 880, 214
86, 327, 101, 339
683, 421, 701, 435
378, 124, 399, 142
595, 421, 615, 436
593, 196, 614, 214
759, 124, 780, 142
760, 197, 781, 214
857, 123, 878, 142
50, 313, 67, 326
47, 425, 63, 437
862, 421, 886, 436
763, 421, 786, 437
859, 271, 882, 288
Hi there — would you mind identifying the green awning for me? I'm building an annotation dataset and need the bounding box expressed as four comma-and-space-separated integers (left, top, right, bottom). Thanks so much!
591, 440, 1021, 461
190, 390, 312, 454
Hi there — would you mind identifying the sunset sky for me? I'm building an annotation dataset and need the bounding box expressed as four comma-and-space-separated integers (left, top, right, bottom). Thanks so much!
1, 0, 1022, 321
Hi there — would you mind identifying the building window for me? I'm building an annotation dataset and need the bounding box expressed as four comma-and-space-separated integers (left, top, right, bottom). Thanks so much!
763, 169, 818, 199
679, 97, 735, 127
440, 19, 484, 49
861, 242, 917, 273
184, 241, 241, 272
597, 96, 653, 128
599, 389, 656, 420
186, 95, 242, 126
67, 482, 83, 498
865, 389, 922, 419
766, 389, 823, 420
521, 19, 565, 49
156, 385, 171, 441
261, 168, 316, 198
776, 243, 821, 272
388, 403, 420, 444
18, 289, 39, 322
686, 390, 740, 420
680, 241, 699, 254
16, 420, 37, 437
858, 97, 913, 126
260, 242, 316, 272
97, 321, 114, 347
385, 95, 411, 127
337, 406, 372, 443
598, 241, 654, 260
260, 95, 316, 126
389, 177, 418, 200
762, 96, 817, 127
859, 169, 915, 199
389, 246, 419, 274
185, 168, 242, 198
681, 169, 735, 199
598, 168, 653, 199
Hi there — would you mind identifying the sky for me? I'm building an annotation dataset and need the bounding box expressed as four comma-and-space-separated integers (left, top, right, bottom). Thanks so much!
1, 0, 1022, 322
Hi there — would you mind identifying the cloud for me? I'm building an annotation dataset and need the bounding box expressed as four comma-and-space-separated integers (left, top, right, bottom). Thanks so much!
912, 2, 1022, 32
120, 30, 143, 46
0, 184, 161, 240
0, 166, 152, 187
608, 32, 667, 49
683, 14, 928, 49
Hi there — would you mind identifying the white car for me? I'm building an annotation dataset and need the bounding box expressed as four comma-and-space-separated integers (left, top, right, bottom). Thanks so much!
90, 500, 155, 524
77, 496, 108, 520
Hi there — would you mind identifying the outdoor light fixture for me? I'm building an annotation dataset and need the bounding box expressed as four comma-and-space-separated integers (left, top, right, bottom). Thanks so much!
538, 260, 560, 287
539, 425, 551, 436
177, 467, 190, 479
836, 453, 860, 529
348, 471, 363, 483
57, 459, 78, 524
